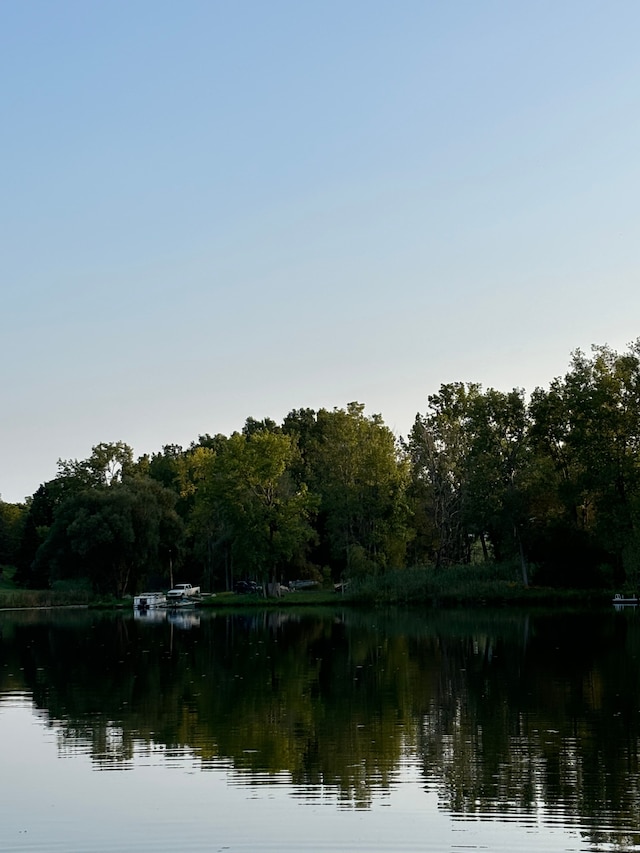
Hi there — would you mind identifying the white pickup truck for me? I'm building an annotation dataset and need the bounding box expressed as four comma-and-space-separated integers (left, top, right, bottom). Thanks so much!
166, 583, 201, 600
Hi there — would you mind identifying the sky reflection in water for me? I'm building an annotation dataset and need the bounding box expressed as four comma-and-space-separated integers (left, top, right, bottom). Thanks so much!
0, 607, 638, 852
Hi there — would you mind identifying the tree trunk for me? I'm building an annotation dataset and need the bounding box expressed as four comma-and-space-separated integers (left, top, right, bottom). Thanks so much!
515, 525, 529, 587
480, 532, 489, 562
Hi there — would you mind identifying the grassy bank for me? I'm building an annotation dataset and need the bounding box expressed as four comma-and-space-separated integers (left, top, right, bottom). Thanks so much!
0, 589, 93, 609
197, 564, 612, 608
0, 562, 616, 610
345, 563, 611, 607
0, 572, 122, 609
198, 589, 343, 608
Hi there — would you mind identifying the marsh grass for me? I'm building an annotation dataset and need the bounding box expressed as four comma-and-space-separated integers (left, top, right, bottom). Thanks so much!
0, 576, 125, 609
0, 567, 611, 611
346, 563, 609, 606
0, 588, 92, 609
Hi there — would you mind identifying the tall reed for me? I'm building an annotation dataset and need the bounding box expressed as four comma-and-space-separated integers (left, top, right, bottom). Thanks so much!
347, 563, 530, 606
0, 589, 92, 609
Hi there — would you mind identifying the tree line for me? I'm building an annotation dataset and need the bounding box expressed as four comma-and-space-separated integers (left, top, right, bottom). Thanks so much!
2, 341, 640, 596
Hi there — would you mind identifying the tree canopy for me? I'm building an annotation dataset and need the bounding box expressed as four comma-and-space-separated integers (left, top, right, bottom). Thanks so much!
8, 341, 640, 595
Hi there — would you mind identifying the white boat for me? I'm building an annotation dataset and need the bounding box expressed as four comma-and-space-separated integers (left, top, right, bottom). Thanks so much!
613, 593, 639, 609
134, 592, 167, 610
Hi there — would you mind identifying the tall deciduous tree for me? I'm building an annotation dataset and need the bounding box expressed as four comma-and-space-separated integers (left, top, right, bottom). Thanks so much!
16, 442, 138, 588
57, 441, 135, 487
303, 403, 410, 577
406, 383, 481, 568
408, 384, 535, 584
463, 387, 532, 585
0, 500, 26, 569
530, 343, 640, 585
193, 431, 316, 588
33, 477, 183, 597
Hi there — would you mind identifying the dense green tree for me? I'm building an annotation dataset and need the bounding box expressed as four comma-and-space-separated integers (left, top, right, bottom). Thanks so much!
12, 339, 640, 594
143, 444, 184, 492
14, 478, 75, 587
282, 408, 322, 493
15, 442, 138, 588
145, 443, 214, 516
0, 499, 26, 569
33, 477, 183, 596
408, 384, 537, 583
242, 416, 281, 437
193, 431, 316, 589
304, 403, 410, 577
406, 383, 481, 567
170, 444, 218, 584
57, 441, 135, 487
464, 387, 533, 584
529, 343, 640, 585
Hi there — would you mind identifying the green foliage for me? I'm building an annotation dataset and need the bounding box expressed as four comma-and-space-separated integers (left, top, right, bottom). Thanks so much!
406, 383, 481, 567
346, 562, 605, 606
192, 431, 317, 587
57, 441, 135, 488
529, 342, 640, 585
0, 563, 17, 589
0, 499, 27, 567
13, 339, 640, 596
407, 383, 535, 583
0, 587, 93, 607
33, 477, 183, 597
298, 403, 411, 577
15, 443, 138, 589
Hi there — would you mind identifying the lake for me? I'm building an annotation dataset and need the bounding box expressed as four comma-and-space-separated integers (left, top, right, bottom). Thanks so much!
1, 605, 639, 852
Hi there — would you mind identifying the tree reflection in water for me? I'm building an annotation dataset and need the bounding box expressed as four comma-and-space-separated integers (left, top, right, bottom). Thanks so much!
1, 606, 639, 845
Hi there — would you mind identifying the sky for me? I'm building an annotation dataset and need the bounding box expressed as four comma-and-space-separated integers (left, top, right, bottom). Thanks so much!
2, 0, 640, 503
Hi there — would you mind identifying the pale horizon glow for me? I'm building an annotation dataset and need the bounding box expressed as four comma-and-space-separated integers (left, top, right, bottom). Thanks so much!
2, 1, 640, 502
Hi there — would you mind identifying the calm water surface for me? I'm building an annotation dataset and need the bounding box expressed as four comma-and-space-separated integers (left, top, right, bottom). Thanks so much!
1, 606, 639, 852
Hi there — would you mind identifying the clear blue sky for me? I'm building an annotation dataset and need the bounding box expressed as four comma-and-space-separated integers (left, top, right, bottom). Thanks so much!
2, 1, 640, 503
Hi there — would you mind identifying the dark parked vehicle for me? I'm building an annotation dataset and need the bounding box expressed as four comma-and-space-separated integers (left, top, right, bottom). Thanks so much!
233, 580, 261, 594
